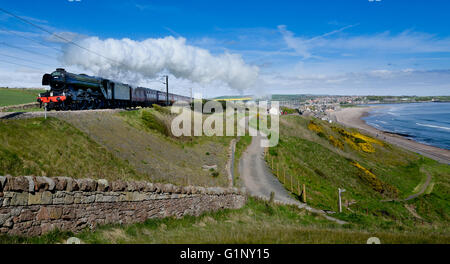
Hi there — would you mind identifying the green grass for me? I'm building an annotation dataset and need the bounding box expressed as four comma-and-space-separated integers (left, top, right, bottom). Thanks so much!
5, 107, 43, 112
1, 198, 448, 244
55, 109, 235, 187
0, 117, 142, 180
267, 115, 450, 232
0, 88, 46, 107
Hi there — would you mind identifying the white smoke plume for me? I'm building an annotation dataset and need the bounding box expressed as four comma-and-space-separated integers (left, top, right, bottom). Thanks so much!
61, 36, 259, 91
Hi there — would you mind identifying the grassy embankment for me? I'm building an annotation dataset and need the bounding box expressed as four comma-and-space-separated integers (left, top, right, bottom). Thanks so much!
265, 115, 449, 233
0, 88, 45, 110
1, 197, 448, 244
0, 105, 243, 187
0, 117, 141, 180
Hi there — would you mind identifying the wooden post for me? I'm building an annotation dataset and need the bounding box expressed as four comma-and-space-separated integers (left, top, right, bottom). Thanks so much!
269, 191, 275, 204
297, 181, 300, 196
302, 184, 306, 203
290, 174, 293, 192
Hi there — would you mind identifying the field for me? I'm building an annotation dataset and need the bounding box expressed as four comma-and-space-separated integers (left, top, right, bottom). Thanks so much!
0, 88, 45, 107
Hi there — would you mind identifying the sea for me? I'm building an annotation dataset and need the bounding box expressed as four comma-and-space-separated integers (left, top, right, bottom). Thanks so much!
361, 102, 450, 150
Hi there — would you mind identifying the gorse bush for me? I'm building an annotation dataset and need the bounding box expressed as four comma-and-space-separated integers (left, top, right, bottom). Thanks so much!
352, 161, 399, 197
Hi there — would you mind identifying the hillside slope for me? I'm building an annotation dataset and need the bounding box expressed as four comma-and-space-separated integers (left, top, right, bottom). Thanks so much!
57, 109, 234, 187
0, 117, 141, 180
267, 115, 449, 231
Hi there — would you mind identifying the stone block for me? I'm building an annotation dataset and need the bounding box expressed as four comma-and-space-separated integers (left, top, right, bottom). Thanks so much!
80, 195, 95, 204
154, 183, 163, 193
41, 191, 53, 205
0, 213, 10, 225
42, 177, 55, 191
96, 194, 118, 203
111, 180, 127, 191
54, 177, 68, 191
97, 179, 109, 192
9, 192, 28, 206
28, 193, 42, 205
0, 176, 6, 191
126, 181, 138, 192
76, 179, 97, 192
64, 194, 74, 204
144, 182, 155, 192
66, 178, 79, 192
162, 184, 174, 193
24, 176, 35, 192
135, 181, 146, 192
4, 176, 29, 192
33, 177, 49, 192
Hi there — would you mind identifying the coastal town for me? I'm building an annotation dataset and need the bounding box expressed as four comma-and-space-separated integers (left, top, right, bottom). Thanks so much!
267, 95, 450, 122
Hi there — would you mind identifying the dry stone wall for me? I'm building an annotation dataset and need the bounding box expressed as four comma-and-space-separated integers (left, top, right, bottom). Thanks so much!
0, 176, 246, 236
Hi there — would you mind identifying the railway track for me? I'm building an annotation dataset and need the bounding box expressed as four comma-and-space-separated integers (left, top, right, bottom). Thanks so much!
0, 108, 124, 120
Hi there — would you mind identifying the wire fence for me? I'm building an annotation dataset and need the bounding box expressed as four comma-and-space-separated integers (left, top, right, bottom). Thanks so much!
264, 148, 307, 203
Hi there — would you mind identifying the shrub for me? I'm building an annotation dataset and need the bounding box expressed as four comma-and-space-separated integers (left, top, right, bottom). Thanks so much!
307, 121, 323, 133
351, 161, 399, 197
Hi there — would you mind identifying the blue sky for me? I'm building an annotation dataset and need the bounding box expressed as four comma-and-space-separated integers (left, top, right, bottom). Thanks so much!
0, 0, 450, 96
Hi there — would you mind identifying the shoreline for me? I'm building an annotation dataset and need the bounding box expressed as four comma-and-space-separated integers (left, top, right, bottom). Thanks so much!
330, 106, 450, 165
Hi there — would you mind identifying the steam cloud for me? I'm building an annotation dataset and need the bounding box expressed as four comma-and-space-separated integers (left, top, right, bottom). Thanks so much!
61, 36, 259, 91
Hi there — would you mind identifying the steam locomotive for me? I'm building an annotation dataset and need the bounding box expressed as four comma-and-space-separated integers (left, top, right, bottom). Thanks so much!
38, 68, 191, 111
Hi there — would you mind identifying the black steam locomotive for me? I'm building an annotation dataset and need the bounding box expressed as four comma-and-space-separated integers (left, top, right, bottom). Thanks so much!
38, 68, 191, 111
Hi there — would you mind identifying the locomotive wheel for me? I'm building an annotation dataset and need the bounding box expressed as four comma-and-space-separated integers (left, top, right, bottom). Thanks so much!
79, 101, 87, 110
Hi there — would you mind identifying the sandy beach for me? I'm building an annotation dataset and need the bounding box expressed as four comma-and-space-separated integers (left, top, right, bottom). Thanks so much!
330, 106, 450, 164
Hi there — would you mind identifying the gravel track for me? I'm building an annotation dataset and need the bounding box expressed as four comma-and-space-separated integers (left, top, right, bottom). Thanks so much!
238, 116, 347, 224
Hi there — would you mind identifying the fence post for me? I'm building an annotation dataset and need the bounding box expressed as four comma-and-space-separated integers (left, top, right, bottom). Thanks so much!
302, 184, 307, 203
290, 174, 293, 192
297, 182, 300, 196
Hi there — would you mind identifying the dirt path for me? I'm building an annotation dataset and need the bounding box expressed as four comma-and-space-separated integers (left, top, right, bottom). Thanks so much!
239, 134, 300, 204
238, 116, 346, 224
405, 170, 432, 201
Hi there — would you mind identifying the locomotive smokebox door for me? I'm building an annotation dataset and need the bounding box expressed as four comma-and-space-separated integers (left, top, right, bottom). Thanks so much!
42, 74, 52, 85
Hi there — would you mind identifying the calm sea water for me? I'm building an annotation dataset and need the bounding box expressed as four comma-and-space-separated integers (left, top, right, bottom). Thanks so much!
362, 102, 450, 150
